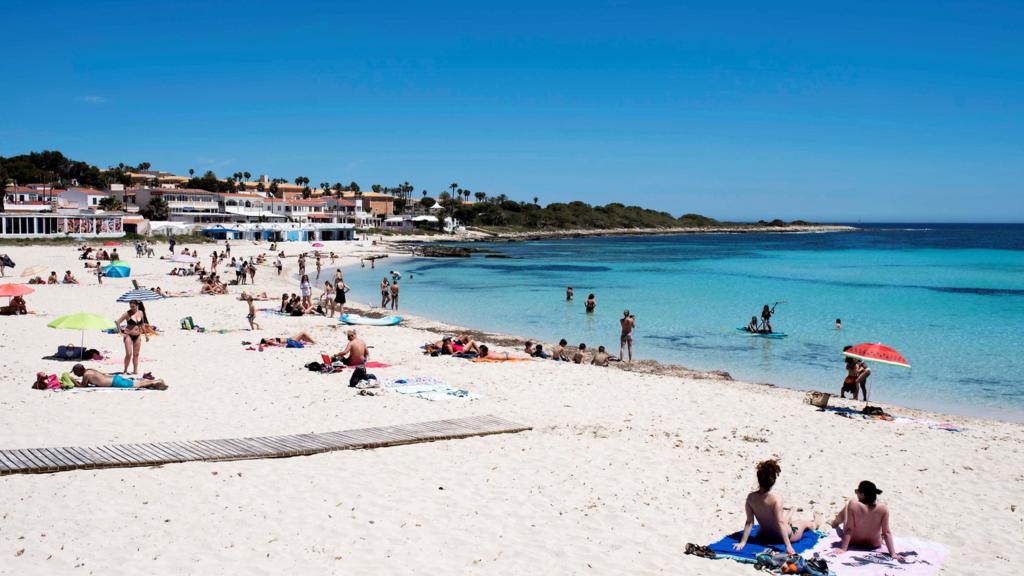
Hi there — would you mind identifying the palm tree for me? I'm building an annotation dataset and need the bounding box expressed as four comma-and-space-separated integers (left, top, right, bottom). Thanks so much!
450, 182, 458, 196
463, 189, 471, 202
188, 168, 194, 177
533, 196, 539, 206
474, 191, 486, 203
243, 171, 251, 181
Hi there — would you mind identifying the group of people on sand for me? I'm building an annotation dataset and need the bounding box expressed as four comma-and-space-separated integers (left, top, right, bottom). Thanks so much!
565, 288, 634, 362
729, 459, 903, 561
29, 270, 80, 285
531, 339, 615, 366
424, 334, 484, 358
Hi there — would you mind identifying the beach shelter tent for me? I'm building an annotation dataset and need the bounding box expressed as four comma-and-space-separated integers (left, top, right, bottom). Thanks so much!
116, 288, 165, 303
102, 261, 131, 278
47, 313, 117, 358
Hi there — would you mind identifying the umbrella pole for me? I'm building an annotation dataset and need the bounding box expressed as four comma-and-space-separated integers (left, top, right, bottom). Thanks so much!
80, 330, 85, 359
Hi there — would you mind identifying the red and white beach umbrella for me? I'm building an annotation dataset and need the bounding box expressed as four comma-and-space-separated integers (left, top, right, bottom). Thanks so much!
843, 343, 911, 369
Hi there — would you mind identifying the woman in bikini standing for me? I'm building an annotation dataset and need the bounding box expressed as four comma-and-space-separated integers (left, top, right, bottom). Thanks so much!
117, 299, 149, 375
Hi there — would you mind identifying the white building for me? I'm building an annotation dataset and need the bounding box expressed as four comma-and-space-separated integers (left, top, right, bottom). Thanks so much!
60, 187, 112, 210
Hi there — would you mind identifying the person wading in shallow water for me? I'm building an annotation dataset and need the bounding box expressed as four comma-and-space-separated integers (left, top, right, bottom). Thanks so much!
619, 309, 635, 363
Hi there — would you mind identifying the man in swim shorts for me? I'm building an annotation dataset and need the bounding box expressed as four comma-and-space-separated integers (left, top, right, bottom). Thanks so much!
69, 364, 168, 390
619, 310, 635, 363
334, 330, 368, 365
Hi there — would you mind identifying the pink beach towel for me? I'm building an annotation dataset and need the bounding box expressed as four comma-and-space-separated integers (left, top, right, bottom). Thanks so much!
809, 529, 948, 576
100, 356, 156, 365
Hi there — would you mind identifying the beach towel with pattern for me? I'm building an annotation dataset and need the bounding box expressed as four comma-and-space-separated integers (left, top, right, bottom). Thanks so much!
808, 529, 948, 576
379, 376, 479, 401
706, 525, 821, 563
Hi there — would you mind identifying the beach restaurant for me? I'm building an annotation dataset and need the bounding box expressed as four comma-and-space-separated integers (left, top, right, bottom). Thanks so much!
0, 212, 126, 239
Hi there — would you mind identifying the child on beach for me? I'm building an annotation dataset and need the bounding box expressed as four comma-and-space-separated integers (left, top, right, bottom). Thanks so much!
732, 459, 821, 556
245, 294, 260, 331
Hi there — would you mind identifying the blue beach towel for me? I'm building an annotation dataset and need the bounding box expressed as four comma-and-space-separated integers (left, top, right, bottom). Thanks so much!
707, 525, 820, 563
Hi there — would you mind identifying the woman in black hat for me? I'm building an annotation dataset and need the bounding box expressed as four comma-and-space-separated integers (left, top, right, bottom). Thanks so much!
830, 480, 904, 561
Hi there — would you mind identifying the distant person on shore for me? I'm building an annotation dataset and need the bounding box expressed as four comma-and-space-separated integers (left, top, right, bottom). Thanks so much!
732, 459, 821, 556
335, 277, 348, 317
322, 281, 336, 317
620, 310, 635, 363
828, 481, 903, 561
275, 257, 283, 276
552, 339, 570, 361
591, 345, 610, 366
334, 330, 368, 365
566, 286, 574, 301
531, 344, 550, 359
110, 248, 120, 261
248, 262, 257, 284
300, 274, 313, 308
380, 277, 391, 308
224, 240, 231, 256
47, 271, 58, 284
69, 364, 167, 390
63, 270, 79, 284
572, 343, 587, 364
842, 346, 871, 401
585, 294, 596, 313
315, 255, 322, 280
169, 238, 175, 253
836, 318, 842, 330
524, 341, 535, 356
390, 279, 400, 310
244, 294, 260, 331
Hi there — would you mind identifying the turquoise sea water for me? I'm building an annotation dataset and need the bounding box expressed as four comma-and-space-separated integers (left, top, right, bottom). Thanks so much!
341, 225, 1024, 421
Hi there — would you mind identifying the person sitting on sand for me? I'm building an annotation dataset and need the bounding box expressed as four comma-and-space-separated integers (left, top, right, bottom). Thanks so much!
47, 271, 58, 284
62, 270, 79, 284
732, 459, 821, 556
333, 330, 368, 365
68, 364, 168, 390
746, 316, 760, 333
552, 339, 570, 361
238, 291, 270, 301
531, 344, 550, 359
572, 343, 587, 364
591, 345, 610, 366
0, 295, 28, 315
828, 480, 903, 561
259, 331, 316, 349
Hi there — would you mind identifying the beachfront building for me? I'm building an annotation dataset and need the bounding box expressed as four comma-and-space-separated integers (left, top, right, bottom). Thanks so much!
132, 188, 223, 222
267, 197, 328, 222
0, 212, 125, 239
126, 170, 189, 189
2, 185, 58, 212
60, 187, 112, 210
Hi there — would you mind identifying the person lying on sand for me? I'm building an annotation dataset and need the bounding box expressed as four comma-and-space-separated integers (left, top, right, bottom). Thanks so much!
828, 481, 903, 561
732, 459, 821, 556
69, 364, 168, 390
424, 337, 456, 355
455, 334, 480, 355
259, 331, 316, 349
332, 329, 368, 365
238, 291, 270, 301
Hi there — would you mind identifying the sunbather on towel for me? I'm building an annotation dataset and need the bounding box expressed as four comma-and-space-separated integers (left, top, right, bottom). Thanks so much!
733, 459, 821, 555
69, 364, 168, 390
333, 329, 368, 365
828, 480, 903, 561
260, 331, 316, 349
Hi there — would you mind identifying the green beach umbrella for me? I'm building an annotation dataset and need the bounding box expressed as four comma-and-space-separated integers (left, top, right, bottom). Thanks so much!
47, 313, 117, 358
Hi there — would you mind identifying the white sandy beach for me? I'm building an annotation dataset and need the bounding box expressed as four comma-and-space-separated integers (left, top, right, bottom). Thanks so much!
1, 240, 1022, 575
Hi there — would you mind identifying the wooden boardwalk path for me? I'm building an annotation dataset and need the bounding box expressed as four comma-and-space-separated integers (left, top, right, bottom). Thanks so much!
0, 414, 529, 476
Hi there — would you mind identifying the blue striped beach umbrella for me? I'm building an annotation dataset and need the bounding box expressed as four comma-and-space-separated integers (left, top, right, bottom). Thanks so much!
116, 288, 165, 303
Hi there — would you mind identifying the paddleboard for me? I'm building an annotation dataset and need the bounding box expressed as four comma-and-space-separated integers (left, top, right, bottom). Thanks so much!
340, 314, 401, 326
736, 327, 787, 339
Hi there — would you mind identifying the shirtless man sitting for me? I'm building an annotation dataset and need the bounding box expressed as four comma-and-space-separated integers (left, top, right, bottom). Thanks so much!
552, 339, 571, 361
733, 459, 821, 556
333, 330, 368, 365
591, 345, 610, 366
69, 364, 168, 390
572, 343, 587, 364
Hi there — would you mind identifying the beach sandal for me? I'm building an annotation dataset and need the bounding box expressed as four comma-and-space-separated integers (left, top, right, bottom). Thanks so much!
141, 372, 155, 380
683, 543, 716, 559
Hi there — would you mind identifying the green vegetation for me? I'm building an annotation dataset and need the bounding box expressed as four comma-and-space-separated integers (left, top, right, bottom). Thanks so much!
438, 198, 720, 230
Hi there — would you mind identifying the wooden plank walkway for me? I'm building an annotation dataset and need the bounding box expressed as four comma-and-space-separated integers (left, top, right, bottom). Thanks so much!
0, 414, 529, 476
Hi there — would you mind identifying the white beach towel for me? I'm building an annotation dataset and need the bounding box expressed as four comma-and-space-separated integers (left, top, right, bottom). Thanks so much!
809, 529, 949, 576
379, 376, 479, 401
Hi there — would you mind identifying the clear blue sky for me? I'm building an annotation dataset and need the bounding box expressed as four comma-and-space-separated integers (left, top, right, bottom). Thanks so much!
1, 0, 1021, 222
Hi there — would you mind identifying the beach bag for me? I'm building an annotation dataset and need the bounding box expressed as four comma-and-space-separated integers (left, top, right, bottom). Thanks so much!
57, 344, 84, 360
305, 361, 323, 372
180, 316, 195, 330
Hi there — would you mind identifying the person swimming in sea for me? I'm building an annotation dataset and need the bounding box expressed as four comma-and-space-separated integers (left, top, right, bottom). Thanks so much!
585, 294, 596, 313
566, 286, 574, 301
835, 318, 842, 330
